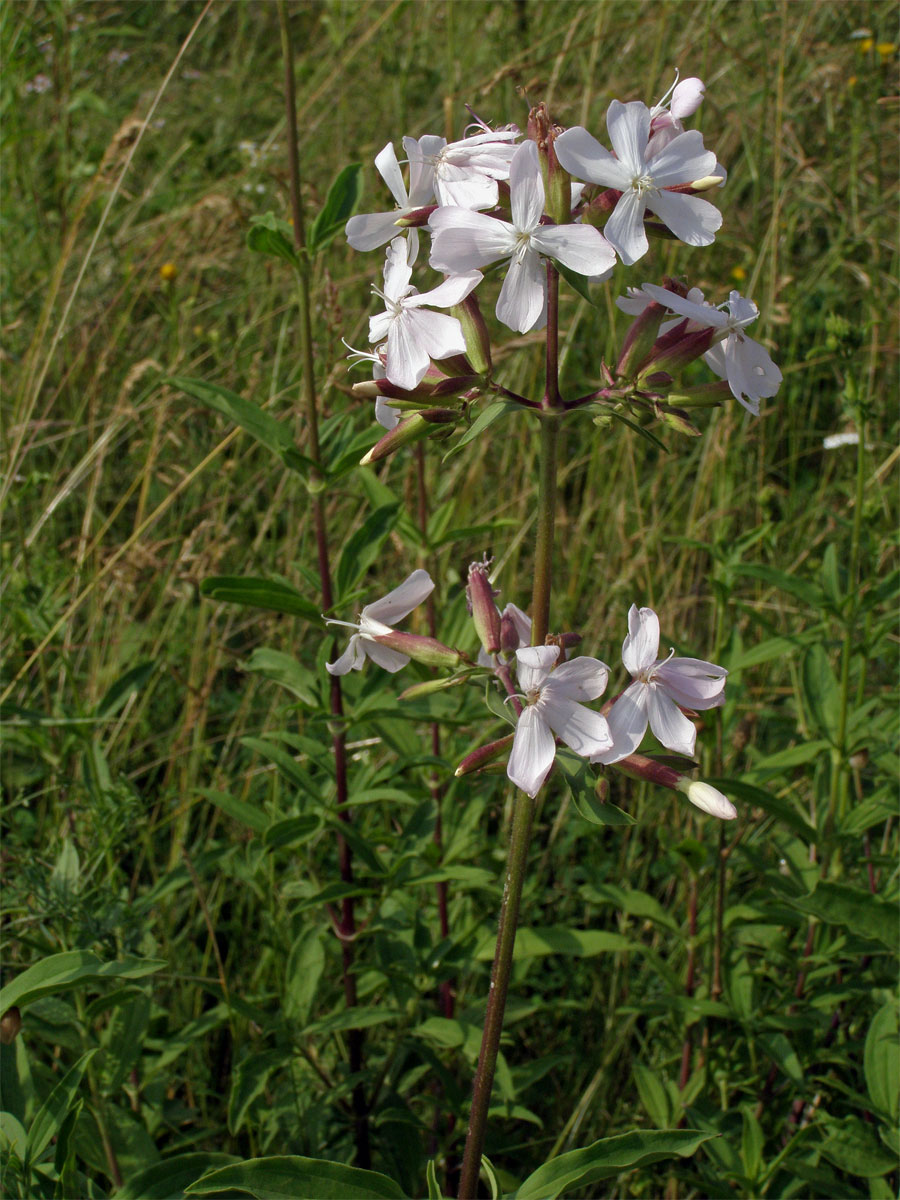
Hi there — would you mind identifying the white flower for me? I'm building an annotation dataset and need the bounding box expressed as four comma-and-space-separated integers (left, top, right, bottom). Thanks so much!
428, 140, 616, 333
369, 238, 482, 391
676, 779, 737, 820
325, 569, 434, 675
343, 341, 401, 429
507, 646, 613, 798
555, 100, 722, 266
345, 135, 444, 261
640, 283, 782, 414
432, 126, 521, 210
595, 605, 727, 763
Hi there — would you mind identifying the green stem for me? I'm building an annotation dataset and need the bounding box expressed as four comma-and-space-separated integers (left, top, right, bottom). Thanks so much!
457, 791, 535, 1199
278, 1, 369, 1168
457, 264, 562, 1198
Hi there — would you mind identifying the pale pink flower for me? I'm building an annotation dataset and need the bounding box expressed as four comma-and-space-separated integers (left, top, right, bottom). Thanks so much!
325, 570, 434, 675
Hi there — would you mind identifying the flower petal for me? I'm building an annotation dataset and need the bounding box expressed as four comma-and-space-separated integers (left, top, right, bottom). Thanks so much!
641, 283, 727, 329
646, 686, 697, 757
648, 129, 717, 187
541, 695, 613, 757
374, 141, 408, 207
326, 634, 366, 675
531, 224, 617, 277
545, 656, 609, 703
555, 126, 630, 190
604, 189, 649, 266
645, 189, 721, 248
507, 706, 556, 797
722, 332, 782, 407
515, 645, 558, 692
606, 100, 652, 173
364, 568, 434, 625
428, 208, 516, 272
404, 134, 443, 206
404, 307, 468, 361
496, 248, 546, 333
362, 639, 411, 672
593, 680, 648, 763
622, 605, 659, 675
671, 77, 705, 119
346, 210, 411, 252
385, 312, 430, 389
509, 140, 544, 232
654, 657, 727, 709
409, 269, 483, 310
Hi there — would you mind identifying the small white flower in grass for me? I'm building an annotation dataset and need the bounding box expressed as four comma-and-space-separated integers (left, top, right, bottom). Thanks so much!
429, 140, 617, 334
507, 646, 613, 798
325, 569, 434, 675
640, 283, 782, 414
369, 238, 482, 391
342, 341, 402, 430
594, 605, 727, 764
555, 100, 722, 266
432, 126, 521, 210
345, 135, 445, 261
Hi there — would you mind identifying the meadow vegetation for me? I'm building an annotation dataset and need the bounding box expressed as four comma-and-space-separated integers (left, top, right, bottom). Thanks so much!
2, 2, 898, 1197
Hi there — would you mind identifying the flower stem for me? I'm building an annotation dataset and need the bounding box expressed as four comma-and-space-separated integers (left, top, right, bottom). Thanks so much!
278, 0, 369, 1168
457, 263, 562, 1198
457, 791, 535, 1199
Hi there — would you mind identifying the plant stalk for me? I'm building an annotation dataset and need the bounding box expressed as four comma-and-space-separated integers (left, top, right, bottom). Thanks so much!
278, 0, 369, 1167
457, 265, 562, 1198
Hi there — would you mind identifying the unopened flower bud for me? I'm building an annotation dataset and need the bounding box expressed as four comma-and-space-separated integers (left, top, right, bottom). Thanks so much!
660, 406, 701, 437
467, 561, 501, 655
372, 630, 464, 670
361, 413, 443, 465
675, 778, 737, 819
638, 325, 715, 378
616, 299, 667, 379
455, 733, 515, 777
666, 379, 732, 408
688, 174, 726, 194
453, 293, 492, 376
500, 609, 524, 654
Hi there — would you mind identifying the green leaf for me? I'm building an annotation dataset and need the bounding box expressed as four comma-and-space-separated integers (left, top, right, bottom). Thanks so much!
335, 503, 400, 600
201, 577, 320, 623
733, 563, 825, 610
711, 778, 818, 842
247, 212, 300, 268
556, 261, 597, 305
228, 1051, 282, 1135
443, 401, 521, 461
113, 1152, 238, 1199
95, 662, 154, 717
801, 644, 842, 743
787, 881, 896, 948
243, 648, 319, 707
184, 1156, 408, 1199
606, 408, 668, 452
632, 1064, 671, 1127
579, 883, 679, 933
864, 1001, 899, 1120
303, 1006, 404, 1036
262, 817, 321, 851
819, 1116, 898, 1178
284, 931, 324, 1026
170, 376, 308, 473
507, 1130, 716, 1199
309, 163, 363, 254
425, 1159, 444, 1200
200, 789, 269, 834
475, 927, 634, 962
757, 1031, 804, 1085
0, 952, 165, 1015
26, 1049, 97, 1165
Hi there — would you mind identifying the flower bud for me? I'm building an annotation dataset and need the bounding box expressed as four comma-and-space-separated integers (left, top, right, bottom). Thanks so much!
371, 630, 464, 670
0, 1006, 22, 1045
527, 102, 571, 226
615, 300, 668, 379
393, 204, 438, 228
500, 609, 524, 654
453, 293, 492, 376
360, 412, 452, 465
666, 379, 732, 408
637, 325, 715, 379
455, 733, 515, 776
660, 407, 701, 437
467, 561, 501, 655
676, 779, 737, 819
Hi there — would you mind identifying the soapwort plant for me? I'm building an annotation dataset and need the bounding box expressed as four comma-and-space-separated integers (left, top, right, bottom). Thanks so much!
177, 61, 784, 1200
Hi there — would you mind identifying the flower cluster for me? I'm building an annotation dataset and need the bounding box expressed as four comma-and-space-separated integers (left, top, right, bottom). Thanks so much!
325, 567, 735, 820
342, 78, 780, 442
